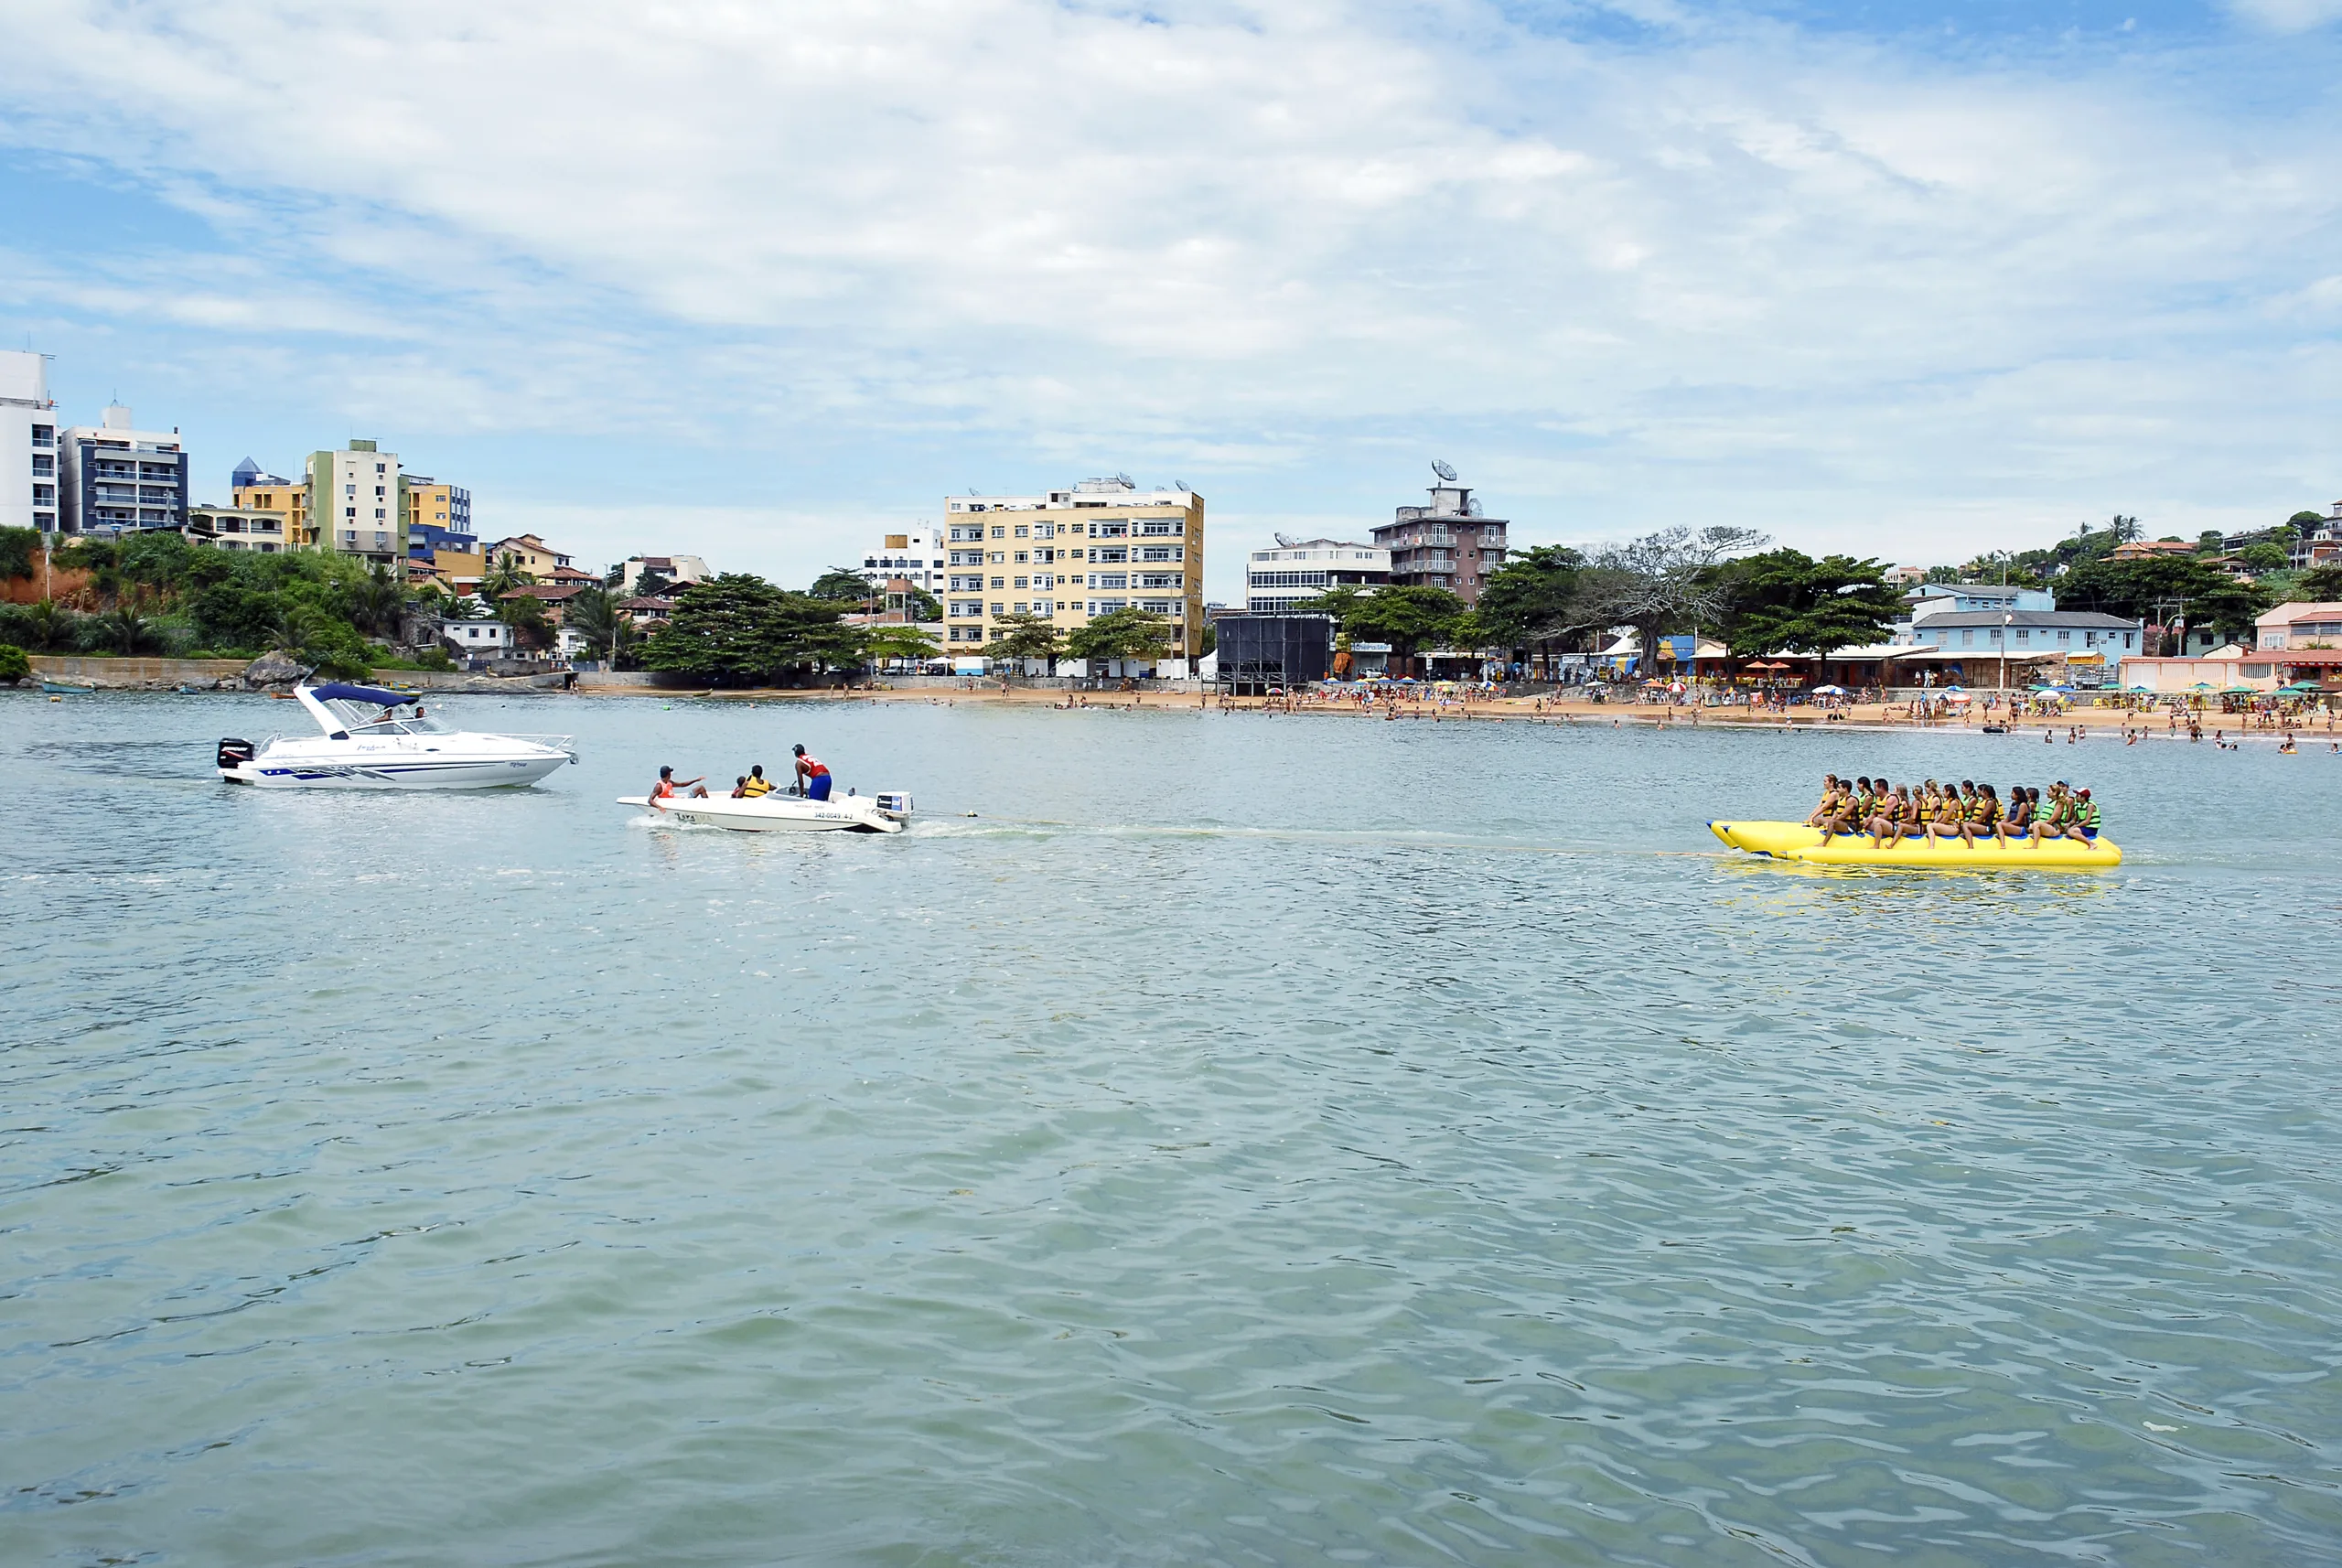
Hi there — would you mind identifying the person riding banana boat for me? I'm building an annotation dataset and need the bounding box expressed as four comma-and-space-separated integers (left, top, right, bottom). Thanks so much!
1715, 772, 2120, 865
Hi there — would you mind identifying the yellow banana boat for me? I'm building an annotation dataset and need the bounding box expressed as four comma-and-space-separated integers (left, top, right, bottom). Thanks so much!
1710, 820, 2121, 867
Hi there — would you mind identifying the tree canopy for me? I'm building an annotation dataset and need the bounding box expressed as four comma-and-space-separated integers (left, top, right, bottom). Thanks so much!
1475, 546, 1585, 648
1712, 549, 1902, 658
639, 573, 864, 685
2053, 553, 2273, 642
1067, 606, 1174, 664
808, 567, 875, 603
983, 611, 1065, 669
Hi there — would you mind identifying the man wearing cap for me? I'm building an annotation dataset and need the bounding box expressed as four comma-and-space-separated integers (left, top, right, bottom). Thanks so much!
652, 764, 709, 800
792, 744, 833, 801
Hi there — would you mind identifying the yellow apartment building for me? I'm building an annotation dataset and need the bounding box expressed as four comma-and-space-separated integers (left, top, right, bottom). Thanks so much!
940, 476, 1204, 663
232, 476, 314, 546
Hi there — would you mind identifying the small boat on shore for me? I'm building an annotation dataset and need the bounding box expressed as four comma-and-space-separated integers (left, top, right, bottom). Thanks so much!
41, 678, 95, 694
618, 789, 912, 834
1710, 820, 2120, 867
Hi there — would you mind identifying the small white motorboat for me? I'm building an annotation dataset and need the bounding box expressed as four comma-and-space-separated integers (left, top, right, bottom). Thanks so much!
617, 788, 912, 833
218, 683, 575, 789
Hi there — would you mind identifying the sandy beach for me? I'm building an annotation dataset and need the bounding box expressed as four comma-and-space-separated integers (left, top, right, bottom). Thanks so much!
571, 680, 2338, 744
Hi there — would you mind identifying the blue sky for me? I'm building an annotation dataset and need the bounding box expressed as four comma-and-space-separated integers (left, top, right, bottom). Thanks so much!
4, 0, 2338, 600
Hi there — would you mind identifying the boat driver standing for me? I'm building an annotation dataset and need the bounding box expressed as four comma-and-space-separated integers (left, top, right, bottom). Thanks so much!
792, 744, 833, 801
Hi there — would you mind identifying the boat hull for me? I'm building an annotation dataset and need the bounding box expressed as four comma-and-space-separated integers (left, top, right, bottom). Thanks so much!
1710, 820, 2121, 867
618, 794, 906, 833
223, 748, 571, 789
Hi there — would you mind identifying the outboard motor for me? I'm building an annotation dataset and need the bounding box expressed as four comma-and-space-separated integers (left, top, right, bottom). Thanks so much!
217, 737, 255, 776
874, 791, 913, 822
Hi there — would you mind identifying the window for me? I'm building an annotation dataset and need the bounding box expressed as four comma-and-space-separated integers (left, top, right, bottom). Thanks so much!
990, 603, 1004, 617
2014, 629, 2029, 644
1014, 576, 1028, 589
2057, 629, 2071, 644
991, 526, 1004, 539
1138, 545, 1182, 562
1014, 525, 1029, 539
1036, 575, 1053, 589
1138, 574, 1183, 589
1961, 629, 1973, 646
1035, 600, 1054, 615
375, 463, 385, 474
1014, 552, 1028, 564
1095, 522, 1128, 537
1140, 520, 1180, 535
1037, 522, 1054, 540
990, 576, 1004, 589
1037, 549, 1053, 564
2124, 633, 2135, 649
988, 552, 1004, 564
346, 485, 357, 498
1093, 574, 1128, 589
346, 507, 358, 520
1067, 548, 1084, 560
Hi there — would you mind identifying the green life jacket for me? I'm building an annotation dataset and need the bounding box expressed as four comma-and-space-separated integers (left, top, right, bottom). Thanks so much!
2077, 800, 2100, 830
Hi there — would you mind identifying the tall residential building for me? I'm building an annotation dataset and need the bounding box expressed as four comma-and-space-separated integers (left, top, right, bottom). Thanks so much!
402, 476, 471, 541
0, 350, 59, 534
59, 404, 188, 536
1370, 474, 1508, 606
1245, 539, 1390, 614
309, 440, 405, 564
857, 529, 947, 597
941, 476, 1205, 658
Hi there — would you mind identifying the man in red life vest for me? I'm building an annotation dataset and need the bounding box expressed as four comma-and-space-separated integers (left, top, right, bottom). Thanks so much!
792, 743, 833, 801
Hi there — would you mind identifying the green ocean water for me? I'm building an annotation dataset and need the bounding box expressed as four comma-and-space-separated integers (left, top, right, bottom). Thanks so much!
4, 692, 2337, 1566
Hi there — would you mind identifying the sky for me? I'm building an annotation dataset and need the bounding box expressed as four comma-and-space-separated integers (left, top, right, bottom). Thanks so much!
3, 0, 2338, 603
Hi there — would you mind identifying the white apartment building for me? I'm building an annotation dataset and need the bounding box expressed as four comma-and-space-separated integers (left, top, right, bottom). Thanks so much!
857, 528, 947, 596
309, 439, 403, 564
0, 350, 59, 534
941, 476, 1205, 662
59, 403, 189, 536
1245, 539, 1391, 614
617, 554, 710, 594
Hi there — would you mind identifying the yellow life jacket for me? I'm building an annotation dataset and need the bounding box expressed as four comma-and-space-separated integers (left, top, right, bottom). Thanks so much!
742, 777, 773, 797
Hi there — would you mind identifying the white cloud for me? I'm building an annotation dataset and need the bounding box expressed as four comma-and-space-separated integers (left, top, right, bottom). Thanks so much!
2228, 0, 2342, 31
1, 0, 2337, 579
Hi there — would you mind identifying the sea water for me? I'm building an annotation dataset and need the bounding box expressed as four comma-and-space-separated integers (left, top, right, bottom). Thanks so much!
3, 692, 2337, 1566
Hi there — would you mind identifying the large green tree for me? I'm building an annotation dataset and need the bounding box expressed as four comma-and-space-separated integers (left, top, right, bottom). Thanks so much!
640, 573, 863, 685
983, 611, 1065, 671
1295, 583, 1466, 663
1476, 546, 1586, 646
2294, 564, 2342, 601
809, 567, 875, 603
2055, 553, 2274, 642
1714, 549, 1903, 657
1067, 606, 1175, 665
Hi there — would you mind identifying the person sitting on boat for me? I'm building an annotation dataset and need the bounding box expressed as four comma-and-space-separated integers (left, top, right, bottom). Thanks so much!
2028, 782, 2072, 845
1865, 782, 1906, 848
2064, 788, 2103, 848
1805, 775, 1843, 830
653, 765, 710, 800
792, 744, 833, 801
742, 766, 774, 798
1925, 783, 1968, 847
1995, 784, 2033, 846
730, 775, 751, 798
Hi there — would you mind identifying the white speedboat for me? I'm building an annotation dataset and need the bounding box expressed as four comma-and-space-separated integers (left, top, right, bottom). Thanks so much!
218, 683, 575, 789
618, 789, 912, 833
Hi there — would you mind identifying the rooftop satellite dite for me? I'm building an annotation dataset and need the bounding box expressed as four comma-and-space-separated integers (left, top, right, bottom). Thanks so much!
1432, 459, 1457, 482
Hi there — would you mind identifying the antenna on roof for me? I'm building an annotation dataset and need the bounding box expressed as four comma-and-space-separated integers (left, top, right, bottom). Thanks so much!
1432, 459, 1457, 483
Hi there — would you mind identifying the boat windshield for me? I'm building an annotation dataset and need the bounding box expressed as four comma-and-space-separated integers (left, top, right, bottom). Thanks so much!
322, 698, 452, 736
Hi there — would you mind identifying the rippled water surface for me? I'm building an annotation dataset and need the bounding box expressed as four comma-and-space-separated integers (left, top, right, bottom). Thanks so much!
5, 692, 2339, 1567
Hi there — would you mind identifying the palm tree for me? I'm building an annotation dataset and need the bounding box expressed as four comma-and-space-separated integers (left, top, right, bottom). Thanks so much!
100, 606, 159, 656
560, 586, 621, 660
348, 562, 410, 638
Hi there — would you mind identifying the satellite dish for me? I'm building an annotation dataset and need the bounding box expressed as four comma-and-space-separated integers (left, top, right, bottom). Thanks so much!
1432, 459, 1457, 483
1273, 532, 1301, 548
1172, 479, 1189, 492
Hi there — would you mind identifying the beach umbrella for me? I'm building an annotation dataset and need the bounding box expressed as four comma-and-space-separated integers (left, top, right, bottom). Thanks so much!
1812, 683, 1848, 695
2277, 681, 2319, 693
1940, 684, 1965, 693
2221, 685, 2256, 694
1943, 692, 1972, 704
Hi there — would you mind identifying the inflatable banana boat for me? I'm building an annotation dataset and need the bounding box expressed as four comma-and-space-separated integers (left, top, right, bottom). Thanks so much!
1710, 820, 2121, 867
